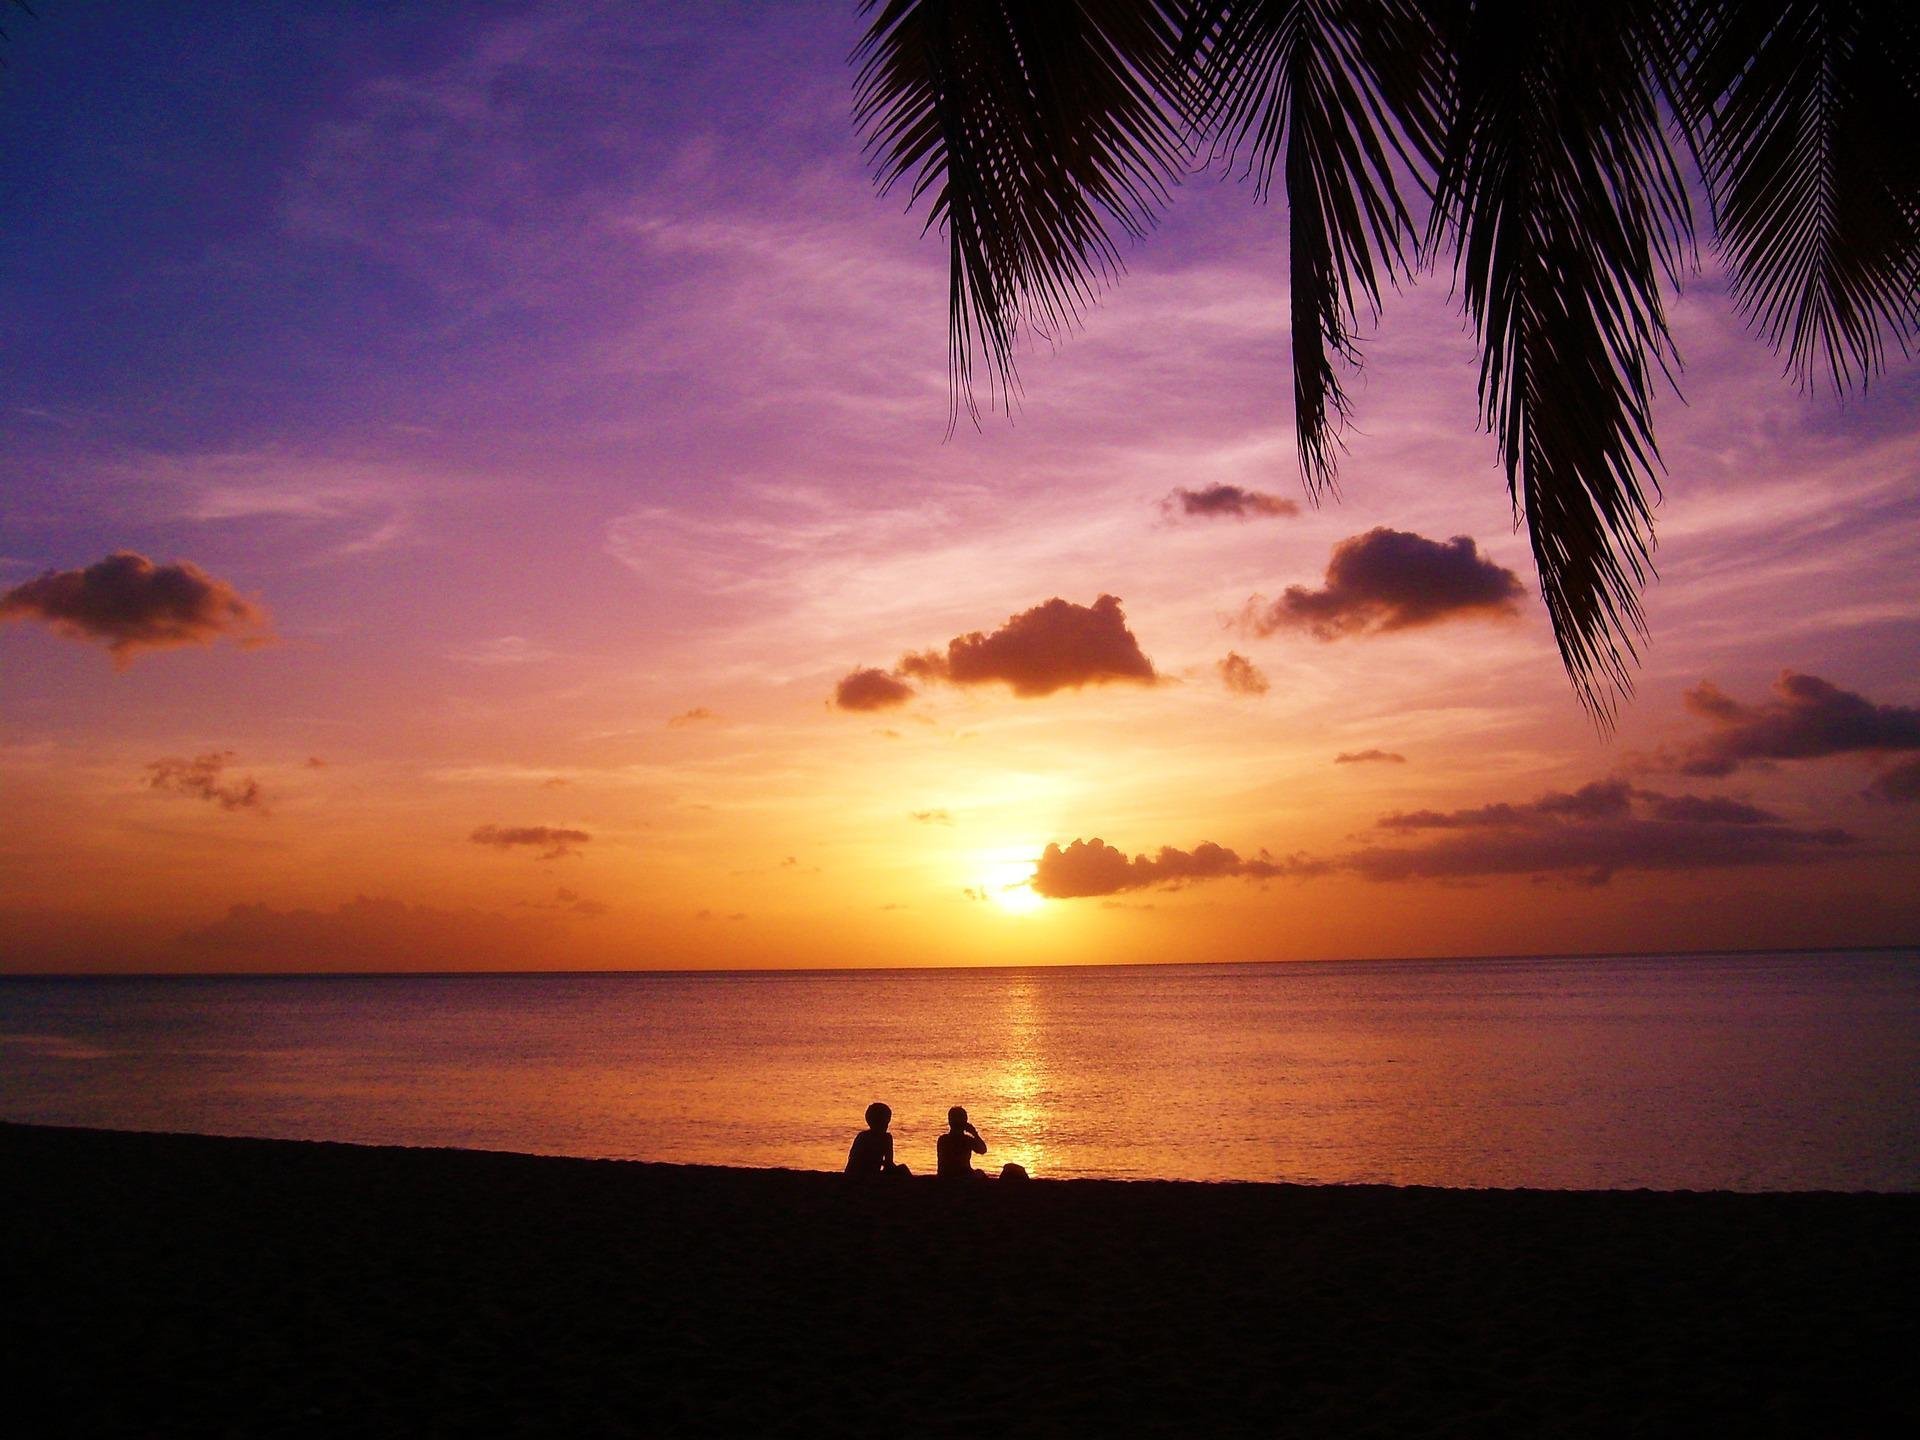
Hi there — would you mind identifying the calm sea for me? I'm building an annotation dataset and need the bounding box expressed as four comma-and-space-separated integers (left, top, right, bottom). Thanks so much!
2, 952, 1916, 1190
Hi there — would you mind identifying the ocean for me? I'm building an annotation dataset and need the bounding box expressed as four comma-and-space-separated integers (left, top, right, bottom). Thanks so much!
3, 951, 1916, 1190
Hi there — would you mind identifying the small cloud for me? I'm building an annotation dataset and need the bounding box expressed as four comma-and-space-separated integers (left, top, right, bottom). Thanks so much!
553, 887, 609, 917
145, 752, 266, 813
1865, 757, 1920, 805
834, 666, 916, 712
668, 707, 720, 728
470, 824, 590, 860
1334, 749, 1406, 765
517, 887, 610, 918
696, 909, 747, 922
1675, 672, 1920, 775
961, 886, 988, 902
304, 756, 329, 769
0, 552, 270, 665
1160, 484, 1300, 521
1242, 529, 1524, 639
909, 809, 953, 825
540, 776, 570, 789
1218, 652, 1269, 696
895, 594, 1159, 698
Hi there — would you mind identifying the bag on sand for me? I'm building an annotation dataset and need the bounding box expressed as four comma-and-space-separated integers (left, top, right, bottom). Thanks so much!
999, 1163, 1029, 1182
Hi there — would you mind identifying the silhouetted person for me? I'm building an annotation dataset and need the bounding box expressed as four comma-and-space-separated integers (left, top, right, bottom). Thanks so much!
846, 1101, 909, 1179
936, 1105, 988, 1180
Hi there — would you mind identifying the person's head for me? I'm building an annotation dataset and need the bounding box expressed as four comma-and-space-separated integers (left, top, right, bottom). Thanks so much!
948, 1105, 968, 1131
864, 1101, 891, 1131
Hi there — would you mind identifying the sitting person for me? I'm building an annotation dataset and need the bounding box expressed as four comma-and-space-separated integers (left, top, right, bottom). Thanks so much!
936, 1105, 988, 1180
845, 1101, 909, 1179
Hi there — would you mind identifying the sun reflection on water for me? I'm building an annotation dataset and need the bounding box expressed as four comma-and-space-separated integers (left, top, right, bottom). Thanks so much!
990, 974, 1048, 1176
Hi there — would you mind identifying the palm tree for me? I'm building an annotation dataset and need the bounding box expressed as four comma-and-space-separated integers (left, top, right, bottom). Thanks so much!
853, 1, 1919, 719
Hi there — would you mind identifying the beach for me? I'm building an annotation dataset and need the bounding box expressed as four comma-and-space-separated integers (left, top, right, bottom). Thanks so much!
5, 1123, 1913, 1435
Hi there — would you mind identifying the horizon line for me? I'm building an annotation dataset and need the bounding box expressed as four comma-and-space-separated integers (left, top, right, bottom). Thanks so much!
3, 941, 1914, 982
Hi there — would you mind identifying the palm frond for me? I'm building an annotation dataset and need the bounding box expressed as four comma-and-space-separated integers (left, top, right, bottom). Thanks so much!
1680, 0, 1920, 391
1182, 0, 1445, 497
1429, 0, 1695, 723
853, 0, 1189, 423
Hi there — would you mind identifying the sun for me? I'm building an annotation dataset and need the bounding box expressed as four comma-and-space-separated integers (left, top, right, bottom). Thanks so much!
980, 857, 1046, 915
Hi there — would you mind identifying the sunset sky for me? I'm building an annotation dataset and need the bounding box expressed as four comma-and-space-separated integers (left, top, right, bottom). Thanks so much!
3, 1, 1917, 972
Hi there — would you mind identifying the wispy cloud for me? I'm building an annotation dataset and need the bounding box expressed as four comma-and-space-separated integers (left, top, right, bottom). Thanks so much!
1160, 484, 1299, 521
470, 824, 591, 859
145, 752, 268, 813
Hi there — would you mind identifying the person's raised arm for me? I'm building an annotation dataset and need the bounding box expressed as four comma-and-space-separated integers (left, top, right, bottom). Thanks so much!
965, 1122, 987, 1156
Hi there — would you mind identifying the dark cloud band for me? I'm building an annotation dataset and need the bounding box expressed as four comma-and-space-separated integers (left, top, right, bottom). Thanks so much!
1678, 672, 1920, 776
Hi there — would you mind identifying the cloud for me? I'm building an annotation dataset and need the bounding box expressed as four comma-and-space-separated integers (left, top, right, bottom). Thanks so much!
897, 595, 1158, 698
144, 752, 266, 813
1160, 484, 1299, 521
833, 596, 1159, 709
1242, 529, 1525, 639
0, 552, 269, 664
304, 756, 328, 769
519, 886, 609, 918
1334, 749, 1406, 765
1218, 651, 1269, 696
1357, 780, 1847, 885
668, 707, 720, 727
1642, 794, 1779, 825
1866, 758, 1920, 805
470, 824, 591, 859
909, 809, 953, 825
179, 896, 553, 969
1041, 778, 1859, 897
1676, 672, 1920, 776
834, 666, 916, 712
1346, 817, 1853, 887
1032, 837, 1326, 898
1376, 779, 1636, 830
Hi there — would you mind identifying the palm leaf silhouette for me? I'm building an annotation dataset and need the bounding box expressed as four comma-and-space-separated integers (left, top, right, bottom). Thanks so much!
854, 1, 1188, 422
852, 0, 1920, 722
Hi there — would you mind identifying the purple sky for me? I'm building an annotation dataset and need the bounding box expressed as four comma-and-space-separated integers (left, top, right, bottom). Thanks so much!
3, 2, 1917, 970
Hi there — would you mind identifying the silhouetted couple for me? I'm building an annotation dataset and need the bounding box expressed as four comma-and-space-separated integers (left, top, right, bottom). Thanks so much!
844, 1102, 990, 1181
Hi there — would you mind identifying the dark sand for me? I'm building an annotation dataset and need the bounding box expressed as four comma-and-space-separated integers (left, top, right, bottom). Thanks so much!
4, 1124, 1913, 1436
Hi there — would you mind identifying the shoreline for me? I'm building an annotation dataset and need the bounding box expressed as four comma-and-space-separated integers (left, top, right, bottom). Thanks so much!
6, 1122, 1914, 1434
5, 1120, 1915, 1195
